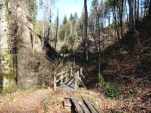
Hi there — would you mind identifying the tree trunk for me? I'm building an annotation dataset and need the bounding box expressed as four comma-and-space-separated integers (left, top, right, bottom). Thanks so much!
55, 13, 59, 49
112, 7, 120, 41
128, 0, 135, 32
96, 13, 101, 76
119, 0, 124, 38
149, 0, 151, 15
137, 0, 139, 20
83, 0, 88, 61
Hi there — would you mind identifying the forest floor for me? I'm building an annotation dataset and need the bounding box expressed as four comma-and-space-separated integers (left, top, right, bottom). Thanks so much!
99, 15, 151, 113
0, 84, 150, 113
0, 87, 126, 113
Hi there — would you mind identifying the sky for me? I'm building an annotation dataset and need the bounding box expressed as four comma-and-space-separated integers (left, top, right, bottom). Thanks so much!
37, 0, 92, 23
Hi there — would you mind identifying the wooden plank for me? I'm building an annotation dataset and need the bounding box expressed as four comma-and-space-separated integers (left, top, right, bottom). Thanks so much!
70, 98, 84, 113
56, 71, 67, 77
56, 75, 68, 83
66, 78, 75, 86
90, 102, 101, 113
79, 101, 91, 113
74, 72, 79, 90
53, 75, 56, 91
64, 97, 72, 110
82, 98, 100, 113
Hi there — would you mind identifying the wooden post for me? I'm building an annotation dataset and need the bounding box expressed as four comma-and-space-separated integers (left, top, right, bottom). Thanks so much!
74, 71, 79, 90
65, 71, 68, 83
80, 68, 83, 76
60, 74, 63, 85
53, 74, 56, 91
70, 66, 73, 77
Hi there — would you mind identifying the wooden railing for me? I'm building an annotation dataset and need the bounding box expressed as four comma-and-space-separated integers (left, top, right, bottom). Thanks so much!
53, 66, 84, 91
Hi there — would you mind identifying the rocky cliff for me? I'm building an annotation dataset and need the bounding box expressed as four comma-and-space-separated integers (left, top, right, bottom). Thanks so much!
0, 0, 42, 91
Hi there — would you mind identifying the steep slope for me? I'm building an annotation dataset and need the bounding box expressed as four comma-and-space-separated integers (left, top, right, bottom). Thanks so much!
101, 15, 151, 113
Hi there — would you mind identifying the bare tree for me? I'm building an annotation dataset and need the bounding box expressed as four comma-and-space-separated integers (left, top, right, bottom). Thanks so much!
119, 0, 124, 37
54, 11, 59, 49
149, 0, 151, 15
128, 0, 135, 32
83, 0, 88, 61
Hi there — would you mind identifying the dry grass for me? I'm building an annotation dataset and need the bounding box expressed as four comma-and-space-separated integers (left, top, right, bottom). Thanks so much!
0, 86, 149, 113
0, 88, 124, 113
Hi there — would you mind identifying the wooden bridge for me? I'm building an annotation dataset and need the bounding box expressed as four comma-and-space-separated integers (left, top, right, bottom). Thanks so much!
64, 97, 101, 113
53, 66, 85, 91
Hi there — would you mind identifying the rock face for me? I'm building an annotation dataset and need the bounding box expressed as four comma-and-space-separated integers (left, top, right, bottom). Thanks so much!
0, 0, 42, 90
10, 0, 42, 89
0, 0, 16, 92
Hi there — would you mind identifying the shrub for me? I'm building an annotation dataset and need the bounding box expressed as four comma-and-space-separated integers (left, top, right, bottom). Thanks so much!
98, 74, 120, 99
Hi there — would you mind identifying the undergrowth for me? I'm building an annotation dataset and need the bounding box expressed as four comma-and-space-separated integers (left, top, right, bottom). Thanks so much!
98, 74, 120, 99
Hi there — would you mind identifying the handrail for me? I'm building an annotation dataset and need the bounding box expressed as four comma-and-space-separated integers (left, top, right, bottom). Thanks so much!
53, 67, 83, 91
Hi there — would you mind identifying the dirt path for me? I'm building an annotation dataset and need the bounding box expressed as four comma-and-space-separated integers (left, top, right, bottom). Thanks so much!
0, 88, 124, 113
0, 89, 50, 113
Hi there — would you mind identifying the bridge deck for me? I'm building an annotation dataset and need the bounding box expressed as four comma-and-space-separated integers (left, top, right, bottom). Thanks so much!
64, 97, 101, 113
